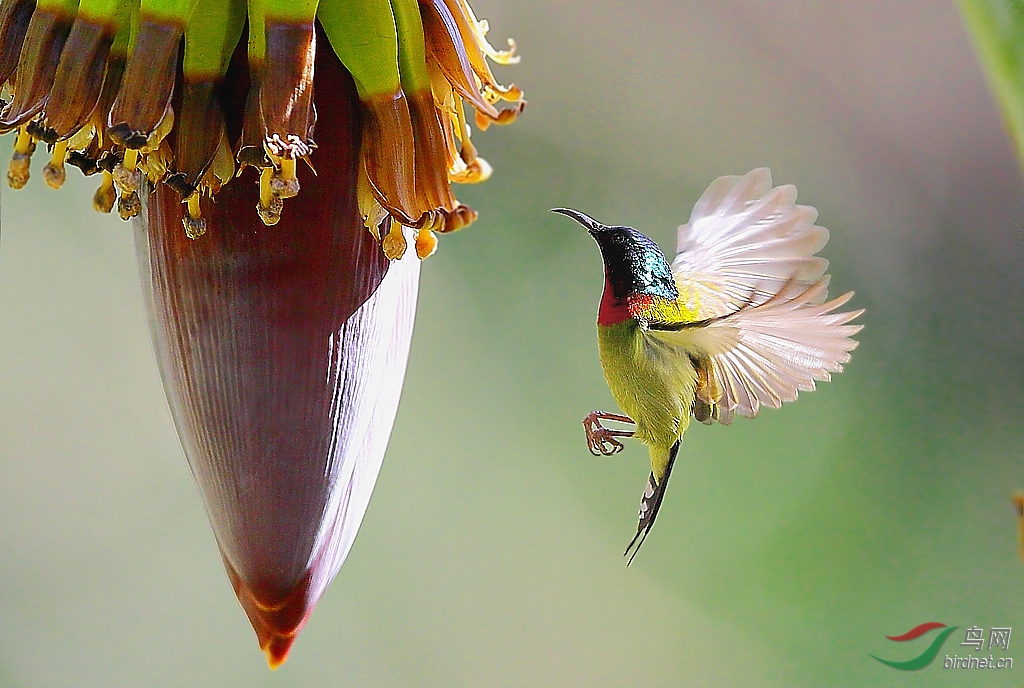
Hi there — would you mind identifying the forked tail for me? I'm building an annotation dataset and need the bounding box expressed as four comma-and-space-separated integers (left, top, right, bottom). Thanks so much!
624, 440, 680, 565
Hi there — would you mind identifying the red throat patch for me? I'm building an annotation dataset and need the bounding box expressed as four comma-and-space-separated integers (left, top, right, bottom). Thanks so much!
597, 277, 634, 325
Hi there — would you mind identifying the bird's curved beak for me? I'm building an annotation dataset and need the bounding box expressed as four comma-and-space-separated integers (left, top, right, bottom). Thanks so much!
550, 207, 606, 233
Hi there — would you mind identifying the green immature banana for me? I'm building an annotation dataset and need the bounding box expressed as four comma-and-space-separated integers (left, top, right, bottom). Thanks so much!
106, 0, 200, 149
252, 0, 318, 223
317, 0, 399, 98
183, 0, 244, 81
392, 0, 430, 94
260, 0, 320, 150
393, 0, 466, 253
324, 0, 463, 258
234, 0, 266, 170
320, 0, 415, 257
170, 0, 245, 236
0, 0, 81, 130
42, 0, 134, 141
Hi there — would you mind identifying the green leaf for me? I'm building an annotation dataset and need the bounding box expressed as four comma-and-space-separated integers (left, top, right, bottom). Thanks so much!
958, 0, 1024, 177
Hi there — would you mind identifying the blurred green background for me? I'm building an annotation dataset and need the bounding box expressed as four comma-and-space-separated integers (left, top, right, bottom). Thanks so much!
2, 1, 1024, 686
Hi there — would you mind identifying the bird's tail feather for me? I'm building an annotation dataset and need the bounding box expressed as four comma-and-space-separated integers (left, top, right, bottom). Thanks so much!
625, 440, 680, 565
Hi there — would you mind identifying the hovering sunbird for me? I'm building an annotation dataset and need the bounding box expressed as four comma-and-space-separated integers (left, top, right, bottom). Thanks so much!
553, 168, 863, 563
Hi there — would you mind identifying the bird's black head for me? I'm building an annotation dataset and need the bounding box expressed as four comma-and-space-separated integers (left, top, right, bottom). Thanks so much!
551, 208, 677, 301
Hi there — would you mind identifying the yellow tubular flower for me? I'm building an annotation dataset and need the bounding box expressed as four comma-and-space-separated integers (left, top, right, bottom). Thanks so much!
0, 0, 523, 255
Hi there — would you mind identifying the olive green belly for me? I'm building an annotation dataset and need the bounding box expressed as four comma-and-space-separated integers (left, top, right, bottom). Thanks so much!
597, 320, 697, 446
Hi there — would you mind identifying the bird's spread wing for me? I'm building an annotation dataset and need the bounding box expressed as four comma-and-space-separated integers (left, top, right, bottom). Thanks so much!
648, 168, 863, 424
673, 168, 830, 317
684, 280, 862, 424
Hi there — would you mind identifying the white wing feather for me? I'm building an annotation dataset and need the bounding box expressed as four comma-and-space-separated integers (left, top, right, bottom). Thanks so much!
662, 168, 863, 424
673, 168, 831, 316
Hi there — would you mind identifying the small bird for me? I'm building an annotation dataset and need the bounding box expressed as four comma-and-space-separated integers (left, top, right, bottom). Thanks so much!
552, 168, 863, 563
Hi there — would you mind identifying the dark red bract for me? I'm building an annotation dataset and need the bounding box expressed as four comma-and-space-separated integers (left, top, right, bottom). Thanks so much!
135, 42, 411, 667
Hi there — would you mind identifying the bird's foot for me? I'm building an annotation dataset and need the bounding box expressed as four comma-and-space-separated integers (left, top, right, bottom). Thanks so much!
583, 410, 634, 456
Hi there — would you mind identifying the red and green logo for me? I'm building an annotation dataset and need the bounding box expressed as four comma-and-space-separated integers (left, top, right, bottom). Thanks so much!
871, 622, 959, 671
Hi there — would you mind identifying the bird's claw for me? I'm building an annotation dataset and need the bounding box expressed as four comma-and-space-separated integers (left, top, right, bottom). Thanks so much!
588, 430, 624, 456
583, 411, 633, 456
